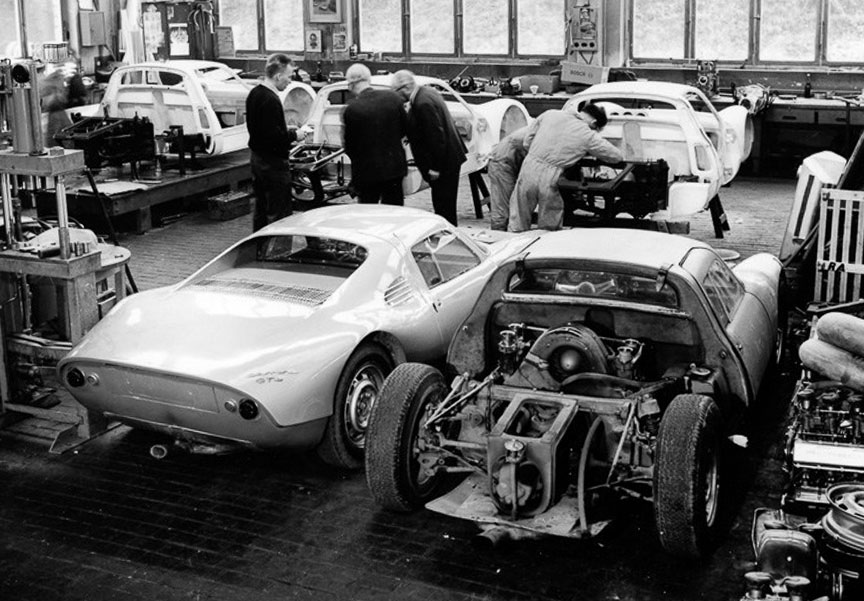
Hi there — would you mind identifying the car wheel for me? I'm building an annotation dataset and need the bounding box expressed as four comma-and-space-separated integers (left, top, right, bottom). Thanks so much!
316, 342, 394, 469
654, 394, 722, 558
365, 363, 450, 512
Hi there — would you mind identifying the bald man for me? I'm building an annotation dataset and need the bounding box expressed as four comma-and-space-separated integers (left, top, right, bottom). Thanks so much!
392, 70, 466, 225
342, 63, 408, 205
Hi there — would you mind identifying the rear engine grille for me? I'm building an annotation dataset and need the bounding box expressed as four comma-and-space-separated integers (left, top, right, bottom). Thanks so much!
195, 277, 332, 306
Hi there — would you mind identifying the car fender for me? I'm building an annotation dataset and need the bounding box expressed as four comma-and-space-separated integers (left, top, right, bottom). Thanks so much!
718, 104, 753, 161
732, 252, 783, 324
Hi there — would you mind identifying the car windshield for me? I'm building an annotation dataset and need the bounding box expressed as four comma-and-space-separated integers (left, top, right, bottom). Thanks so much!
256, 235, 368, 269
508, 267, 679, 307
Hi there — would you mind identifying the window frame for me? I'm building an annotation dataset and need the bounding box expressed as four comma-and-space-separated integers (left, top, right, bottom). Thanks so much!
628, 0, 864, 68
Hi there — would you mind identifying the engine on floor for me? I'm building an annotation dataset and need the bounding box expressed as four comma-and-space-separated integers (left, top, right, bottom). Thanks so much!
784, 381, 864, 509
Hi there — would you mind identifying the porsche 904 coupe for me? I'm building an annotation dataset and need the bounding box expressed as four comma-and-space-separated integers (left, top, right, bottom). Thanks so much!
562, 81, 752, 218
365, 228, 784, 557
58, 205, 536, 468
286, 74, 531, 201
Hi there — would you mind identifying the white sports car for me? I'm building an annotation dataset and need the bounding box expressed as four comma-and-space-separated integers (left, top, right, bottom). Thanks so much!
562, 81, 753, 217
58, 205, 536, 469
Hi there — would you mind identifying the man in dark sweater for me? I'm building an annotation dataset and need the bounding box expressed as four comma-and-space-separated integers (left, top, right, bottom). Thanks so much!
342, 63, 407, 205
246, 54, 303, 231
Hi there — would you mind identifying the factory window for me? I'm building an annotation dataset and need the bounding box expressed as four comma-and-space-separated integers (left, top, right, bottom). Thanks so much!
0, 0, 63, 58
463, 0, 509, 55
758, 0, 819, 62
516, 0, 566, 56
694, 0, 749, 61
409, 0, 454, 54
632, 0, 864, 65
632, 0, 686, 60
826, 0, 864, 63
265, 0, 305, 52
358, 0, 402, 53
217, 0, 305, 52
357, 0, 565, 58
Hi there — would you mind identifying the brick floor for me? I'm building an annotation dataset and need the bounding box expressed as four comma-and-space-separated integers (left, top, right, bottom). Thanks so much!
1, 175, 798, 601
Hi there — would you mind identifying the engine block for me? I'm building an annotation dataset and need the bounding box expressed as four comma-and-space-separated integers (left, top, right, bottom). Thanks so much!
784, 380, 864, 508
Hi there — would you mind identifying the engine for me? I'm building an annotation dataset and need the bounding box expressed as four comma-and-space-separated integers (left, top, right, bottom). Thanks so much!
785, 381, 864, 509
486, 324, 655, 519
496, 322, 646, 393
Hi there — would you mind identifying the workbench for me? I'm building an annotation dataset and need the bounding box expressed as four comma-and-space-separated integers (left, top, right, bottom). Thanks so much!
36, 148, 252, 233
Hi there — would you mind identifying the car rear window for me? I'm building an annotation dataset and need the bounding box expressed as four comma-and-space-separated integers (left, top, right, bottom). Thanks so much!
255, 235, 368, 269
508, 268, 679, 307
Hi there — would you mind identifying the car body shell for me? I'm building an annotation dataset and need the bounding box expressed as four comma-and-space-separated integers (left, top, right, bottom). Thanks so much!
293, 74, 532, 195
562, 81, 752, 216
58, 205, 536, 450
94, 60, 316, 155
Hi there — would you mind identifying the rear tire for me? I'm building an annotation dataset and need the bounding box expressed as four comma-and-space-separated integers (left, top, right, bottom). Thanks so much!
365, 363, 450, 512
317, 342, 394, 469
654, 394, 722, 558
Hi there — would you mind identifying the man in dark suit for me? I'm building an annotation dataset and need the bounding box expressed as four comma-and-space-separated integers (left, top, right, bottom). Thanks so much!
246, 53, 307, 231
392, 70, 467, 225
342, 63, 407, 205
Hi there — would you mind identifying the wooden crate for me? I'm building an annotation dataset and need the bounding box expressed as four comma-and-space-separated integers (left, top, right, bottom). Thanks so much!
814, 189, 864, 304
207, 190, 251, 221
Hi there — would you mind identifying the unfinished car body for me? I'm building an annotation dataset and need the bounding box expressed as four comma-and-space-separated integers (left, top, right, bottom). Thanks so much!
289, 74, 531, 197
97, 60, 315, 155
365, 228, 783, 558
562, 81, 752, 217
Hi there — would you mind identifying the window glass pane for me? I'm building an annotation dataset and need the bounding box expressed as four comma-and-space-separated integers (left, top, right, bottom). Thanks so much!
517, 0, 565, 55
265, 0, 304, 51
464, 0, 508, 55
410, 0, 454, 54
759, 0, 818, 62
694, 0, 749, 60
219, 0, 259, 51
827, 0, 864, 62
632, 0, 685, 59
0, 0, 62, 57
359, 0, 402, 53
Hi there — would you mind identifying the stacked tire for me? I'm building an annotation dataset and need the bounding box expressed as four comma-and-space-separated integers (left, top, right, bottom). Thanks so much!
800, 313, 864, 391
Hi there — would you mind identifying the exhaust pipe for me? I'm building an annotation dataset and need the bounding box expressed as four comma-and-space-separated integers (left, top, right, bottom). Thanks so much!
149, 444, 169, 460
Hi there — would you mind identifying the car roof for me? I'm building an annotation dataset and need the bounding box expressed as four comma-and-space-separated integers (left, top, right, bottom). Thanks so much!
259, 205, 453, 245
522, 228, 709, 269
576, 81, 704, 100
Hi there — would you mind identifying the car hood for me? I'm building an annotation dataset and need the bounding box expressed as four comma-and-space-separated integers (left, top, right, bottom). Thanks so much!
62, 286, 366, 394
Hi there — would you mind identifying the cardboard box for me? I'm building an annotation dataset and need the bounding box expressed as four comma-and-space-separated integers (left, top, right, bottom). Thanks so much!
560, 62, 609, 86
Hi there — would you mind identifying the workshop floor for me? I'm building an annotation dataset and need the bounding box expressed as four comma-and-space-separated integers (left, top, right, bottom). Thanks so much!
1, 176, 800, 601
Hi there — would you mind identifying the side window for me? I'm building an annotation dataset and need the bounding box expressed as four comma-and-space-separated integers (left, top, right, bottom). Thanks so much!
701, 258, 744, 323
411, 231, 481, 288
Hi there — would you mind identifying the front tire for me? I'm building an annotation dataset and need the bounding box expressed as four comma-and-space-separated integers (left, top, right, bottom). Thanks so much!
317, 342, 394, 469
365, 363, 450, 512
654, 394, 722, 558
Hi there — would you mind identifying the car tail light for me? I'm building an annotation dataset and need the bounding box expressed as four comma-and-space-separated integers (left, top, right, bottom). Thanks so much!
238, 399, 259, 420
65, 368, 86, 388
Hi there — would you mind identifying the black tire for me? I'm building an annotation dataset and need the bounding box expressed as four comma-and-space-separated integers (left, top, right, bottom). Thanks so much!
653, 394, 722, 558
316, 342, 394, 469
365, 363, 450, 512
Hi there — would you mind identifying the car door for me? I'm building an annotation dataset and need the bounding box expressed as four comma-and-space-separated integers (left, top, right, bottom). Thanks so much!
410, 229, 493, 352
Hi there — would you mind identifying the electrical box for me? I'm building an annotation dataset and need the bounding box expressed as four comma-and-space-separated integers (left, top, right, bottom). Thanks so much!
567, 0, 603, 65
80, 11, 107, 47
